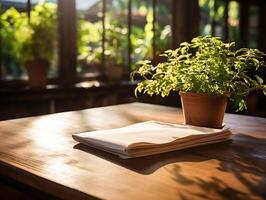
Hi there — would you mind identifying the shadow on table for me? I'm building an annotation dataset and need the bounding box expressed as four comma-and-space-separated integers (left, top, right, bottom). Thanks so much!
171, 134, 266, 200
73, 140, 232, 175
74, 134, 266, 200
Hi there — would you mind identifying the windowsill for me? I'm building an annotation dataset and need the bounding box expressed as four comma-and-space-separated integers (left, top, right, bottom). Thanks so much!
0, 80, 138, 94
0, 79, 138, 121
0, 71, 133, 88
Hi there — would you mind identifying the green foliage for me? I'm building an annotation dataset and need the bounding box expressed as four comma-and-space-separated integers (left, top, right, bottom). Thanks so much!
0, 1, 57, 64
77, 1, 171, 71
77, 1, 128, 66
77, 19, 102, 64
0, 7, 27, 61
132, 36, 266, 111
104, 9, 128, 65
130, 9, 154, 68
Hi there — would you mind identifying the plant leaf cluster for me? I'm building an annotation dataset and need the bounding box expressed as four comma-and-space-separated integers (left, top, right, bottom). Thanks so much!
132, 36, 266, 111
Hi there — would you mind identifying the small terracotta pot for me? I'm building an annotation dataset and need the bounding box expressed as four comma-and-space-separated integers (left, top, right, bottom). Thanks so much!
179, 91, 228, 128
25, 60, 49, 87
104, 63, 124, 82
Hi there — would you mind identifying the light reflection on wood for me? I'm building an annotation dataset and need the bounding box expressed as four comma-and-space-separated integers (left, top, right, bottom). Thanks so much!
0, 103, 265, 200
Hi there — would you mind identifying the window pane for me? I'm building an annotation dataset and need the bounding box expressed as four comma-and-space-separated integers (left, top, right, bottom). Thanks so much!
248, 5, 259, 48
214, 0, 226, 38
131, 0, 153, 70
100, 0, 129, 80
105, 0, 128, 67
155, 0, 172, 56
0, 0, 27, 79
228, 1, 240, 47
0, 0, 58, 80
199, 0, 213, 35
199, 0, 226, 39
76, 0, 102, 76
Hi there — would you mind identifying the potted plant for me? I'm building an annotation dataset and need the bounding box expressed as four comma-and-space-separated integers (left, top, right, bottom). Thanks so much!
0, 2, 57, 87
23, 2, 57, 87
131, 36, 266, 128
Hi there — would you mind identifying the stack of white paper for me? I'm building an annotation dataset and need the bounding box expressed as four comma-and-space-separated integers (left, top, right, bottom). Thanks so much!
72, 121, 231, 159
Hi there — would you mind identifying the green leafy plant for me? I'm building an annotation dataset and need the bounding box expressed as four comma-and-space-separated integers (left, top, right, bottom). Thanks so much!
0, 1, 57, 64
23, 2, 57, 63
132, 35, 266, 111
77, 19, 102, 64
0, 7, 26, 63
77, 1, 171, 72
0, 7, 24, 76
104, 14, 128, 65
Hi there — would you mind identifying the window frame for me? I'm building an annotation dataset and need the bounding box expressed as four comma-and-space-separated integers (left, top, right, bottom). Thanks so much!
4, 0, 266, 86
0, 0, 199, 85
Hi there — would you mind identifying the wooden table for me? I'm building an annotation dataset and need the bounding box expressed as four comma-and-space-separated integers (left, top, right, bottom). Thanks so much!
0, 103, 265, 200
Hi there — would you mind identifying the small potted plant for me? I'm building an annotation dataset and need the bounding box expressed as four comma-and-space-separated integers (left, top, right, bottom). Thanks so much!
23, 2, 57, 87
0, 2, 57, 87
131, 36, 266, 128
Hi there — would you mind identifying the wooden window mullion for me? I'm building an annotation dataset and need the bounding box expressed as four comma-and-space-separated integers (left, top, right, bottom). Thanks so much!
58, 0, 77, 84
239, 0, 248, 47
27, 0, 31, 21
171, 0, 199, 48
0, 5, 2, 78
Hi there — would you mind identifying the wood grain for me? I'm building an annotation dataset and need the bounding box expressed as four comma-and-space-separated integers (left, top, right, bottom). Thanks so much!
0, 103, 265, 200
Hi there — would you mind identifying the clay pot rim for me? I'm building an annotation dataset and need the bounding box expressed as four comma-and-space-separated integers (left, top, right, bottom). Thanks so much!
179, 91, 230, 98
25, 59, 50, 65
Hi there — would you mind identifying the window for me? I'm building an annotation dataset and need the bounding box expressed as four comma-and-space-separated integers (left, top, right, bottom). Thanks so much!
131, 0, 153, 69
199, 0, 227, 39
228, 1, 240, 47
199, 0, 261, 49
76, 0, 102, 76
156, 0, 172, 55
0, 0, 58, 81
76, 0, 173, 77
105, 0, 129, 68
0, 0, 28, 80
1, 0, 264, 84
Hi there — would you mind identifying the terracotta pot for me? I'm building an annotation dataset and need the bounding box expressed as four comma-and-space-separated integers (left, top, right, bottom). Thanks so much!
104, 63, 124, 82
25, 60, 49, 87
179, 91, 228, 128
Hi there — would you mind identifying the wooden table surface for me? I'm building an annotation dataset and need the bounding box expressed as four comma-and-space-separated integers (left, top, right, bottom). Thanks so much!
0, 103, 265, 200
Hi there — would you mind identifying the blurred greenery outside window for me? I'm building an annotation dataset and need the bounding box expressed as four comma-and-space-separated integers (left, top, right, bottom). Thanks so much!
199, 0, 226, 38
0, 0, 58, 80
156, 0, 172, 56
104, 0, 128, 66
76, 0, 172, 76
1, 0, 261, 81
199, 0, 259, 49
228, 1, 240, 48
